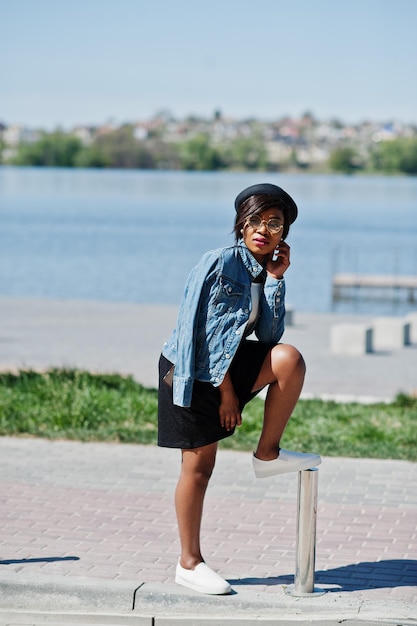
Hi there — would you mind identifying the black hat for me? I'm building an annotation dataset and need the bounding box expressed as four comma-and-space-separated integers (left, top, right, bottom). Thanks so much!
234, 183, 298, 224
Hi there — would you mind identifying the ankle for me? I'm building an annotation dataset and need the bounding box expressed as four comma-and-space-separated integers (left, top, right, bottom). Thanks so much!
254, 446, 280, 461
179, 555, 204, 570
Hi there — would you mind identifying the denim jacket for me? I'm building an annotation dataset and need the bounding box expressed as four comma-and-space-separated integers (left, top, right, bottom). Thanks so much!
162, 242, 286, 407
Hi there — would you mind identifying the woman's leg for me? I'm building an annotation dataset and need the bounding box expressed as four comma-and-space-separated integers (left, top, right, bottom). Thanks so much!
175, 442, 218, 569
251, 344, 306, 461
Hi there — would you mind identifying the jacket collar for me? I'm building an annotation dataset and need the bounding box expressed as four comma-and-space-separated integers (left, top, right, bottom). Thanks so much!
237, 242, 266, 281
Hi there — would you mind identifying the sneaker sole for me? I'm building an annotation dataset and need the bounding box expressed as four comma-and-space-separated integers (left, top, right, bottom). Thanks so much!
254, 456, 322, 478
175, 574, 231, 595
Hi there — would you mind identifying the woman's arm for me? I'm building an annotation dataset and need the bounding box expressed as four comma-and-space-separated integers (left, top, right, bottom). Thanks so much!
218, 371, 241, 432
256, 239, 291, 343
172, 250, 219, 407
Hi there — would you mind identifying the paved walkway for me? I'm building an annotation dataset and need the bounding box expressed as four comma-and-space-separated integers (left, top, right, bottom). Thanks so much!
0, 438, 416, 623
0, 297, 416, 623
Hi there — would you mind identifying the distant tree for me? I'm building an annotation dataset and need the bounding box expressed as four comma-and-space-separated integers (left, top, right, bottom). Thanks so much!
329, 118, 344, 130
179, 133, 224, 170
74, 144, 111, 168
300, 111, 316, 127
371, 137, 417, 174
12, 131, 83, 166
370, 139, 402, 173
400, 137, 417, 174
223, 134, 267, 170
76, 125, 155, 169
328, 146, 360, 174
149, 139, 181, 170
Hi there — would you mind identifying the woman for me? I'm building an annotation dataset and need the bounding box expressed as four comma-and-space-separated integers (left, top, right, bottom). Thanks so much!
158, 183, 321, 595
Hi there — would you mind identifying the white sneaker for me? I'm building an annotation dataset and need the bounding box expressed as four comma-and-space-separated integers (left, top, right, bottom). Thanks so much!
175, 560, 231, 595
253, 449, 321, 478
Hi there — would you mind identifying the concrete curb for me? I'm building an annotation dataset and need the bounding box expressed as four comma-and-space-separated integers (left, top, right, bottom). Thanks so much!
0, 571, 139, 612
0, 573, 416, 625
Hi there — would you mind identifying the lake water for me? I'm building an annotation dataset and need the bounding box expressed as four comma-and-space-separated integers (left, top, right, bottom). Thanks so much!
1, 167, 416, 316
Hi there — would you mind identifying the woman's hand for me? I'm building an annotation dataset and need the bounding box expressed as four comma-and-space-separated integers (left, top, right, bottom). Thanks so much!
218, 373, 242, 431
266, 239, 290, 279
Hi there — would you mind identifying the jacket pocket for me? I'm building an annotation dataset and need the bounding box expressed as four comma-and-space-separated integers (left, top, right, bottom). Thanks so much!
213, 275, 245, 313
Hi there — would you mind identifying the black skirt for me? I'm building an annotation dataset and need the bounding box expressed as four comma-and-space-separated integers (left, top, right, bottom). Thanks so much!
158, 340, 273, 449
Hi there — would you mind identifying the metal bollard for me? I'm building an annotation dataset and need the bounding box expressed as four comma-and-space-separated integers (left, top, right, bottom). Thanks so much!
285, 468, 326, 596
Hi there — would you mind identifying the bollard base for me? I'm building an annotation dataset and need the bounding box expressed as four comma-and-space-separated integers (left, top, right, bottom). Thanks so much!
284, 584, 327, 597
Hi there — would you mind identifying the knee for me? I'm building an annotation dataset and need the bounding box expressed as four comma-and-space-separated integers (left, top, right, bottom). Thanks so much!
271, 344, 306, 378
191, 463, 215, 488
181, 445, 217, 488
183, 455, 216, 488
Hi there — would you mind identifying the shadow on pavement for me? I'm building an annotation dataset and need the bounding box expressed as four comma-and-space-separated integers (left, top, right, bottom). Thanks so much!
229, 559, 417, 592
0, 556, 80, 565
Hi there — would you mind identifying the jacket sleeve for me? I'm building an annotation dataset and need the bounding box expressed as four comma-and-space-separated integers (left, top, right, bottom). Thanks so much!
255, 275, 286, 344
172, 250, 219, 407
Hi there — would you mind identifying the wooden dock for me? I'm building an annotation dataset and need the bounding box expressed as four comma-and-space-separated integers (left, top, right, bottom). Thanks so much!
332, 273, 417, 303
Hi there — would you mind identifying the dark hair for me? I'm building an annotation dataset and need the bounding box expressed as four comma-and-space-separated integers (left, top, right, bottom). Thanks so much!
234, 194, 290, 242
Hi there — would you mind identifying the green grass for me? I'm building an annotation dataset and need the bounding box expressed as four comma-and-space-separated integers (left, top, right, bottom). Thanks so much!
0, 369, 416, 461
0, 369, 158, 444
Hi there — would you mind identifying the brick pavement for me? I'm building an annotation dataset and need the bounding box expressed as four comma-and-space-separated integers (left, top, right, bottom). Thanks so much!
1, 437, 416, 607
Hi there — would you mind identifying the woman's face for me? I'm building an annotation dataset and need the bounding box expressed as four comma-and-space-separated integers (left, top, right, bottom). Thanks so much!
242, 208, 285, 263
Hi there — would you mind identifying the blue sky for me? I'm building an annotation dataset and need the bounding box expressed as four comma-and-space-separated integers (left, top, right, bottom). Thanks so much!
3, 0, 417, 128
